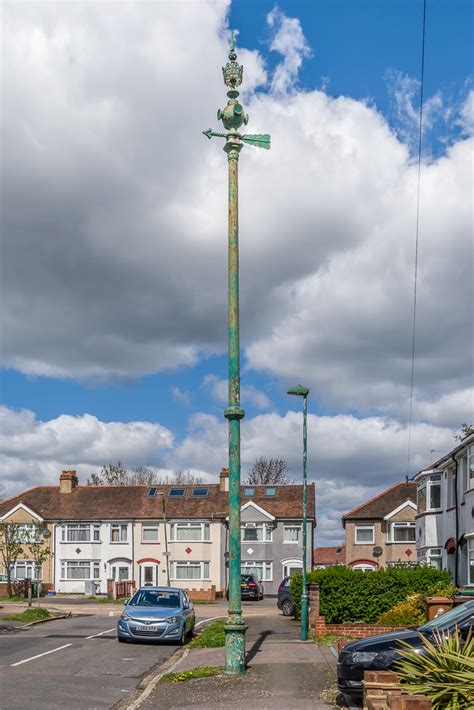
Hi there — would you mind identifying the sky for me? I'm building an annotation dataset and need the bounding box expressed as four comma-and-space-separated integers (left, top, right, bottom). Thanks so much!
1, 0, 472, 546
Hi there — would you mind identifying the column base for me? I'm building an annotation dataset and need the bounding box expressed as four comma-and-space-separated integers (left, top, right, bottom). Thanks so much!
224, 617, 248, 675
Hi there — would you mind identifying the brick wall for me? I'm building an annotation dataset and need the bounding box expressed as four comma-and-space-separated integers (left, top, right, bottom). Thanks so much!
187, 585, 224, 602
364, 671, 431, 709
315, 614, 406, 638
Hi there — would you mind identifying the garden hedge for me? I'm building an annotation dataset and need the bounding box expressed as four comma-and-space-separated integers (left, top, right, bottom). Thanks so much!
290, 566, 451, 623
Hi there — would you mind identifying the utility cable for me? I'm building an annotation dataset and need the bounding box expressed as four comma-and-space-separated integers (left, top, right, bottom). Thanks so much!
406, 0, 427, 481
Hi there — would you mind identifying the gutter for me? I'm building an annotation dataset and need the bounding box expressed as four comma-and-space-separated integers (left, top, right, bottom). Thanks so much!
451, 454, 459, 587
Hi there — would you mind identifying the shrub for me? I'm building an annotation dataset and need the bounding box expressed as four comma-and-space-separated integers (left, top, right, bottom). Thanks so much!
377, 583, 457, 626
396, 629, 474, 709
290, 566, 451, 623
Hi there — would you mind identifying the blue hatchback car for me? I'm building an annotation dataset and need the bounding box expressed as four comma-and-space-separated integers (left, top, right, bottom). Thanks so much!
117, 586, 195, 644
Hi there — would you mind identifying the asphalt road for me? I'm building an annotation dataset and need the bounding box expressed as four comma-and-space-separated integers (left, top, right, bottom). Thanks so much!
0, 599, 279, 710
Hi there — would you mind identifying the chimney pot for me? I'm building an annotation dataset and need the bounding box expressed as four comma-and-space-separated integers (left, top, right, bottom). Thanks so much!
60, 470, 78, 494
219, 467, 229, 492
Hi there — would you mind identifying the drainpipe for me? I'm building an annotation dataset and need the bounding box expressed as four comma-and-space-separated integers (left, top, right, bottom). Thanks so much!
451, 454, 459, 587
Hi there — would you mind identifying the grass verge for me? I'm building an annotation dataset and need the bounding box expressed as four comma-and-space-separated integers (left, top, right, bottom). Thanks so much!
189, 619, 226, 648
0, 596, 26, 602
3, 607, 51, 622
161, 666, 224, 683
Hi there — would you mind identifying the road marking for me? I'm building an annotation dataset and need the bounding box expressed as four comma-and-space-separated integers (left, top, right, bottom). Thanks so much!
86, 627, 116, 639
195, 615, 226, 628
11, 643, 73, 667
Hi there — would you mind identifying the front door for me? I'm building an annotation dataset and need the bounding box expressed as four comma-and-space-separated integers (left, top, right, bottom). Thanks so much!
140, 564, 158, 586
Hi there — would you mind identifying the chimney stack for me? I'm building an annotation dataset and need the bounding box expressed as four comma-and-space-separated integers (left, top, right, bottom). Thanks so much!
60, 470, 78, 494
219, 467, 229, 492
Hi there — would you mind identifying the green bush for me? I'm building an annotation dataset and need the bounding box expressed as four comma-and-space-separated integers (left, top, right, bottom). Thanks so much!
290, 566, 451, 624
378, 583, 458, 626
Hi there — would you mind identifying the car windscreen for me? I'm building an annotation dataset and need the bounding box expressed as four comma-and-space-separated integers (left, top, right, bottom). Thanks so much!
241, 575, 255, 583
419, 602, 474, 633
129, 590, 181, 607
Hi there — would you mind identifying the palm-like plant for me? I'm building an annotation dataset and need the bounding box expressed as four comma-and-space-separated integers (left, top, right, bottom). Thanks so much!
395, 627, 474, 709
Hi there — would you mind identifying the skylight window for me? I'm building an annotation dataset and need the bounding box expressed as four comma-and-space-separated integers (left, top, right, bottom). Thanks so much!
192, 487, 209, 497
147, 487, 157, 497
169, 488, 185, 497
264, 487, 277, 497
243, 487, 255, 496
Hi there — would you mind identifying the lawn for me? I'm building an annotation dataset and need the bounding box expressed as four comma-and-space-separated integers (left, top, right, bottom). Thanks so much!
2, 607, 51, 622
189, 619, 226, 648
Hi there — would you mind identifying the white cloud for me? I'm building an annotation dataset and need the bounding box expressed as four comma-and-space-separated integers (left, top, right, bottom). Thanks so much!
171, 386, 192, 406
267, 6, 312, 96
202, 374, 271, 410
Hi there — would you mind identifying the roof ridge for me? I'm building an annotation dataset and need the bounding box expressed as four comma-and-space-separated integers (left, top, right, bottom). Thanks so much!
343, 481, 415, 519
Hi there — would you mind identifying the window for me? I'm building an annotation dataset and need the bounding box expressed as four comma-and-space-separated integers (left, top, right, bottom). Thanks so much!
243, 487, 255, 496
15, 524, 41, 543
355, 524, 374, 544
389, 522, 416, 543
191, 487, 208, 497
60, 560, 100, 580
283, 525, 301, 543
111, 524, 128, 543
142, 523, 159, 542
171, 561, 210, 580
447, 469, 455, 508
61, 524, 100, 543
460, 456, 468, 496
14, 560, 42, 580
241, 561, 272, 581
428, 474, 442, 510
417, 482, 426, 513
468, 539, 474, 585
282, 560, 302, 577
111, 564, 130, 581
170, 522, 210, 542
148, 487, 157, 497
169, 488, 185, 497
427, 548, 442, 570
469, 446, 474, 489
352, 564, 375, 572
264, 487, 276, 496
241, 523, 273, 542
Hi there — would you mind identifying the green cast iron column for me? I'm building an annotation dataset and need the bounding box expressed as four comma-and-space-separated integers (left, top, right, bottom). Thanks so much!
202, 31, 270, 675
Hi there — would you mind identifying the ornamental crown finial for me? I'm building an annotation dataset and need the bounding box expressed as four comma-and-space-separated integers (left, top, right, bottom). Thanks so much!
222, 29, 243, 94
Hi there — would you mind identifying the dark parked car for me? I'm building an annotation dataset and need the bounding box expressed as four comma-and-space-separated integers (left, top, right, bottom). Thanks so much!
277, 576, 294, 616
227, 573, 264, 600
117, 586, 195, 644
337, 599, 474, 702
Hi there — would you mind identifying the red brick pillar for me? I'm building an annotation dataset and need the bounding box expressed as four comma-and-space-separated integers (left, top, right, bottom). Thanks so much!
308, 582, 320, 627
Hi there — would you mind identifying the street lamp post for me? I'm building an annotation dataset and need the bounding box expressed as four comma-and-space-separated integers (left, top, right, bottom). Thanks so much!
287, 384, 310, 641
156, 492, 170, 586
203, 32, 270, 675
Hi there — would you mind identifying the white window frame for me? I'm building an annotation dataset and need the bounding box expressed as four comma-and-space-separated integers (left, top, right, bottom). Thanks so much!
170, 561, 210, 581
14, 524, 41, 543
141, 523, 160, 543
241, 523, 273, 543
460, 455, 468, 499
61, 523, 100, 543
468, 539, 474, 586
282, 559, 302, 577
14, 560, 42, 580
60, 560, 100, 580
469, 446, 474, 490
427, 547, 442, 570
352, 563, 375, 572
241, 561, 273, 581
446, 468, 456, 508
110, 562, 131, 581
283, 525, 302, 543
110, 523, 128, 543
389, 521, 416, 543
427, 474, 442, 511
355, 524, 375, 544
169, 522, 211, 542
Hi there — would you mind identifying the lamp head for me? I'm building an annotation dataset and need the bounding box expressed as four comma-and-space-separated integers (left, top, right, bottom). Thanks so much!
287, 384, 309, 397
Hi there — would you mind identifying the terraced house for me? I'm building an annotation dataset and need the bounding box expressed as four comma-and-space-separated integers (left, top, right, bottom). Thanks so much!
0, 468, 315, 596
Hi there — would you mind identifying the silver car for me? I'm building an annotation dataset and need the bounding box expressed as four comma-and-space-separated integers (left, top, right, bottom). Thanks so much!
117, 586, 195, 644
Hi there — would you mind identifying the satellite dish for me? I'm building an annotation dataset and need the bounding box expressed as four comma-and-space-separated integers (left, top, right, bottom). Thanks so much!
373, 546, 383, 558
42, 529, 52, 538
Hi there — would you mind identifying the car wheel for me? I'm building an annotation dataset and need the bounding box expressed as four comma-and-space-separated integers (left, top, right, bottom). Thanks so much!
178, 626, 186, 646
281, 599, 294, 616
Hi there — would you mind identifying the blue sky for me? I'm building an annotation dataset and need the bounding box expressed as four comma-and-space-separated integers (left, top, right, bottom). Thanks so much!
1, 0, 472, 543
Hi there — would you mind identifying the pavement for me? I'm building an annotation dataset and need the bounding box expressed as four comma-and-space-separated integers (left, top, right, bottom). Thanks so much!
136, 612, 339, 710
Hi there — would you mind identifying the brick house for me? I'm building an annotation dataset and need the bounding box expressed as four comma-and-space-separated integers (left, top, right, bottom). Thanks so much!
343, 482, 417, 571
313, 546, 345, 568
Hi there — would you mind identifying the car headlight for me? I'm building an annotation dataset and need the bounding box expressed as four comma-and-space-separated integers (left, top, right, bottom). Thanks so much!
120, 612, 131, 621
350, 651, 378, 663
166, 616, 180, 624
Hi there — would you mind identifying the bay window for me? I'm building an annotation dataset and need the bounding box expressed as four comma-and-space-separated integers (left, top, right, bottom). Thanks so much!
170, 522, 210, 542
447, 469, 455, 508
389, 522, 416, 543
61, 523, 100, 543
14, 560, 42, 580
469, 446, 474, 490
428, 474, 442, 510
241, 561, 273, 581
468, 539, 474, 585
171, 561, 210, 580
60, 560, 100, 580
241, 523, 273, 542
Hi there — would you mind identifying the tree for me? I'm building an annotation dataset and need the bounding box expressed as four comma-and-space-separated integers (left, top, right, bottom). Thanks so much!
86, 462, 203, 486
0, 523, 25, 598
24, 525, 52, 606
455, 423, 474, 442
246, 457, 291, 485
